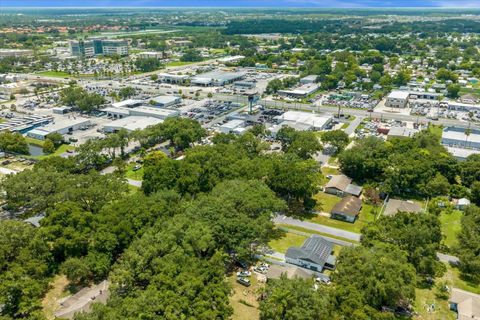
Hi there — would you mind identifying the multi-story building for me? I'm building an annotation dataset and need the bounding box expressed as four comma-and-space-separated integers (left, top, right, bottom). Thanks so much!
69, 39, 128, 57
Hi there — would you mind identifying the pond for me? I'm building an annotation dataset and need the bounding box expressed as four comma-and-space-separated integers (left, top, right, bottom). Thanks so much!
28, 144, 44, 157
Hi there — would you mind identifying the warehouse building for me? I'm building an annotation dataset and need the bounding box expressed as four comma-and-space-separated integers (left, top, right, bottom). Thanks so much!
275, 111, 332, 131
278, 83, 319, 98
27, 118, 91, 140
0, 49, 34, 58
218, 119, 245, 134
149, 95, 181, 108
103, 116, 163, 133
158, 73, 189, 84
191, 70, 246, 86
104, 105, 179, 120
112, 99, 143, 109
442, 126, 480, 150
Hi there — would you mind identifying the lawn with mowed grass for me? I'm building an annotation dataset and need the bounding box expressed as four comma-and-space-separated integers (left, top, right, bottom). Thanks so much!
277, 224, 358, 244
428, 124, 444, 141
313, 192, 341, 213
125, 163, 144, 181
37, 71, 71, 78
268, 232, 307, 254
439, 210, 462, 248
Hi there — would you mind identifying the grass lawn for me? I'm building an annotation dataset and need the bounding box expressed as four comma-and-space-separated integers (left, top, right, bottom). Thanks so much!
210, 48, 226, 54
26, 137, 44, 147
268, 232, 307, 254
0, 118, 5, 123
42, 275, 70, 320
414, 285, 454, 320
166, 61, 196, 67
439, 210, 463, 248
228, 274, 261, 320
125, 163, 144, 181
321, 166, 340, 176
313, 192, 341, 213
445, 264, 480, 294
37, 71, 71, 78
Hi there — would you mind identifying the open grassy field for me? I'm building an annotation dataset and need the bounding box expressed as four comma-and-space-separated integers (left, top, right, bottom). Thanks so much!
428, 124, 444, 141
37, 71, 71, 78
439, 210, 462, 248
313, 192, 340, 213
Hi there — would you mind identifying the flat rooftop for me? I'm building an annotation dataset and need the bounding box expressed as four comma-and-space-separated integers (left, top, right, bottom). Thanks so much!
388, 90, 410, 100
103, 116, 163, 131
442, 127, 480, 144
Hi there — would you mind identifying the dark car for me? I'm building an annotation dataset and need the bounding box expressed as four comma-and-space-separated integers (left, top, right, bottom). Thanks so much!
237, 277, 251, 287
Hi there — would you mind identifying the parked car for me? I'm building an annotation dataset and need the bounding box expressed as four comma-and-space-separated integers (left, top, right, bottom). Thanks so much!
237, 277, 251, 287
236, 270, 251, 277
132, 165, 142, 171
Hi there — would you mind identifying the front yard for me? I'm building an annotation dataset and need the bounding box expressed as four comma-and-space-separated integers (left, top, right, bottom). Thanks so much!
439, 210, 463, 249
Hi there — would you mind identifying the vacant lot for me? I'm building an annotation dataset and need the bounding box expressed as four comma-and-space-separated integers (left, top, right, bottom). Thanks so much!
228, 274, 262, 320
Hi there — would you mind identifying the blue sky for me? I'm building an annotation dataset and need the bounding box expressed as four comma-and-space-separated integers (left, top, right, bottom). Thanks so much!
3, 0, 480, 7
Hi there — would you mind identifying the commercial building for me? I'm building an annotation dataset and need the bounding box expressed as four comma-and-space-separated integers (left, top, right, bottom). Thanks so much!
274, 111, 333, 131
0, 49, 34, 58
387, 126, 419, 139
218, 55, 245, 64
285, 235, 336, 272
104, 105, 179, 120
300, 75, 318, 84
446, 146, 480, 161
386, 90, 410, 108
69, 39, 128, 57
112, 99, 143, 109
442, 126, 480, 150
149, 95, 181, 108
26, 118, 91, 140
138, 51, 163, 59
233, 81, 256, 89
218, 119, 245, 134
191, 70, 246, 86
278, 83, 319, 98
0, 114, 53, 133
158, 73, 189, 84
52, 106, 72, 115
103, 116, 163, 133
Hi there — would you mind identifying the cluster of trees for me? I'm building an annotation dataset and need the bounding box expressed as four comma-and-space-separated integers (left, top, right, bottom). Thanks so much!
265, 76, 299, 94
60, 85, 105, 112
338, 131, 467, 198
0, 131, 29, 155
143, 129, 321, 211
457, 205, 480, 283
134, 57, 163, 72
180, 49, 203, 62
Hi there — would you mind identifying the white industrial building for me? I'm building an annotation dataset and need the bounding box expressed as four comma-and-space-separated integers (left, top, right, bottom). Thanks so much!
275, 111, 332, 131
158, 73, 189, 84
386, 90, 410, 108
149, 95, 181, 108
218, 120, 245, 134
27, 118, 91, 140
278, 83, 319, 98
191, 70, 246, 86
103, 116, 163, 133
300, 75, 318, 84
112, 99, 143, 109
442, 126, 480, 150
387, 127, 419, 139
104, 105, 179, 120
218, 55, 245, 64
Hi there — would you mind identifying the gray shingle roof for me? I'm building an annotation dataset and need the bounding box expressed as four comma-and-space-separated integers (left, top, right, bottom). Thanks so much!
286, 235, 334, 268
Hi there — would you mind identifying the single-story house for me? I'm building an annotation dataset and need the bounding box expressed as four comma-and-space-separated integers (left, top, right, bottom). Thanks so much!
285, 235, 336, 272
449, 288, 480, 320
266, 264, 317, 281
383, 199, 423, 216
324, 174, 362, 197
330, 196, 362, 223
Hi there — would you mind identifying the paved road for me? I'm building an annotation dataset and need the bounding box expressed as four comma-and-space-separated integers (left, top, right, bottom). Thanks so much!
437, 252, 460, 264
274, 215, 361, 242
279, 225, 356, 247
100, 166, 142, 188
344, 115, 364, 136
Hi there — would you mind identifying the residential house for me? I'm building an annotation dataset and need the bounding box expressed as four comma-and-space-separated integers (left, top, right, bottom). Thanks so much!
449, 288, 480, 320
324, 175, 362, 197
266, 264, 317, 281
285, 235, 336, 272
383, 199, 422, 216
330, 196, 362, 223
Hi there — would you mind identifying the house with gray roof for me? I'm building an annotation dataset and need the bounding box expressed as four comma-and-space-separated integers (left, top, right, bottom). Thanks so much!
285, 235, 336, 272
324, 174, 362, 197
331, 196, 362, 223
